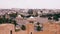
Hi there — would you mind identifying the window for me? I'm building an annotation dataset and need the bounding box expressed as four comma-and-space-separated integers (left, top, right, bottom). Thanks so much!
31, 32, 32, 34
10, 30, 12, 34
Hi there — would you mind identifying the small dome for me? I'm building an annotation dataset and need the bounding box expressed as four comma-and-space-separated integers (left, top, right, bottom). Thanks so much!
8, 12, 11, 14
17, 15, 21, 17
16, 15, 23, 20
27, 16, 36, 21
29, 16, 34, 18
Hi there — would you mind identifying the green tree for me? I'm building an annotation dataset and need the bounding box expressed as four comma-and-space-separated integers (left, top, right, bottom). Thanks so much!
12, 20, 18, 26
6, 18, 12, 23
9, 12, 17, 18
48, 17, 52, 20
36, 26, 41, 31
21, 25, 26, 30
28, 9, 33, 14
0, 18, 3, 24
53, 16, 59, 21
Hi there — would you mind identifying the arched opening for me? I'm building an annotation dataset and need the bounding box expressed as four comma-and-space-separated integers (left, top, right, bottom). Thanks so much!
31, 32, 32, 34
10, 30, 12, 34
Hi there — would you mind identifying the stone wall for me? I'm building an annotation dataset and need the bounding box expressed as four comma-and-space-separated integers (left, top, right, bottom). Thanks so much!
0, 24, 15, 34
0, 22, 60, 34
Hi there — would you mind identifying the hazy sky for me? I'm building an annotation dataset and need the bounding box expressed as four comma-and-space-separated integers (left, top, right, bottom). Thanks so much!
0, 0, 60, 9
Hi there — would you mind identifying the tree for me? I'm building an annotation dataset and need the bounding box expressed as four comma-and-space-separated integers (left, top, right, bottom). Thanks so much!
36, 26, 42, 31
48, 17, 52, 20
53, 16, 59, 21
21, 25, 26, 30
0, 18, 3, 24
9, 12, 17, 18
28, 9, 33, 14
12, 20, 18, 26
7, 18, 12, 23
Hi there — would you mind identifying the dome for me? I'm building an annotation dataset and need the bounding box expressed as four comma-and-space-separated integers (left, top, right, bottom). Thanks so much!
29, 16, 34, 18
27, 16, 36, 21
17, 15, 21, 17
16, 15, 23, 20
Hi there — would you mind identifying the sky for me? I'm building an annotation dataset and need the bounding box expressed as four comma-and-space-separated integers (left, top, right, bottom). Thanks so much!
0, 0, 60, 9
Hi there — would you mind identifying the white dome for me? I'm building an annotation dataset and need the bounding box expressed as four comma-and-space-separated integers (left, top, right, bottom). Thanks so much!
8, 12, 11, 14
27, 16, 36, 21
17, 15, 21, 17
29, 16, 34, 18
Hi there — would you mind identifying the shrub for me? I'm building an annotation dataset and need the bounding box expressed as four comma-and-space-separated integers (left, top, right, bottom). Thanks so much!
9, 13, 17, 18
36, 26, 42, 31
21, 25, 26, 30
28, 9, 33, 14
